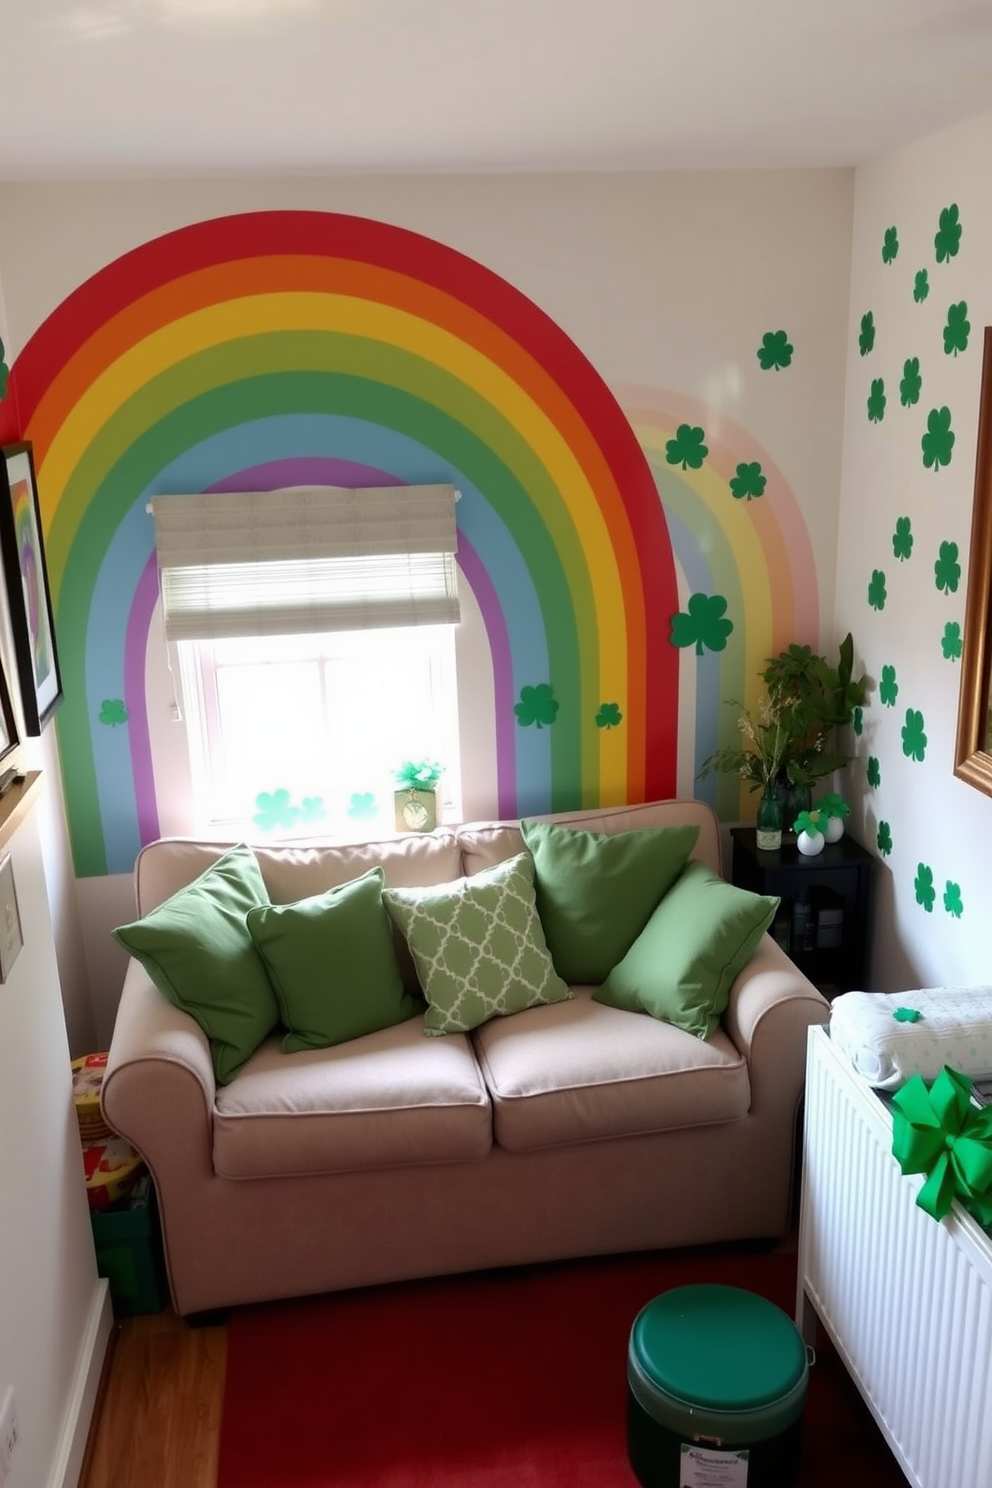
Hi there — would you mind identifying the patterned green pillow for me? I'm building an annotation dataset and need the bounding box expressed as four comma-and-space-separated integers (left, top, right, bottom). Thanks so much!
383, 853, 571, 1036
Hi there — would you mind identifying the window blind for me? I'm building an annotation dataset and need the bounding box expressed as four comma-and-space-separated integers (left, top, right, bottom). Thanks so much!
148, 484, 460, 641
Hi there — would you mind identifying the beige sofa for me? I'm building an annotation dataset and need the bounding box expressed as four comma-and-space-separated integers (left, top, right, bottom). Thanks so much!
102, 798, 830, 1317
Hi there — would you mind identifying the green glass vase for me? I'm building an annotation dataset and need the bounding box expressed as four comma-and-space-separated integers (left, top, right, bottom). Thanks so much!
756, 786, 783, 851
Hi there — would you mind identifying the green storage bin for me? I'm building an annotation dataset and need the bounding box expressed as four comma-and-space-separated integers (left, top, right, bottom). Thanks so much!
627, 1284, 808, 1488
90, 1174, 168, 1317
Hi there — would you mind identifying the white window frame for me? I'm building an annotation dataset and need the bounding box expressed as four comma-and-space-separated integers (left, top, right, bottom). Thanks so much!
175, 625, 462, 842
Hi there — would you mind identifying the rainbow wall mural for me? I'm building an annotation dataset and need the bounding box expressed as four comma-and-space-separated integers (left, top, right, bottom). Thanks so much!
621, 388, 820, 821
0, 210, 819, 878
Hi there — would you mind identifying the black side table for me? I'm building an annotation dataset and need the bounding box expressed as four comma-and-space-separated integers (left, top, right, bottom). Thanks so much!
730, 827, 874, 997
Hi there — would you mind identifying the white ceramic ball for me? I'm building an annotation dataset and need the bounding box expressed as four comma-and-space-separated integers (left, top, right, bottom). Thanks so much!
824, 816, 844, 843
797, 829, 825, 857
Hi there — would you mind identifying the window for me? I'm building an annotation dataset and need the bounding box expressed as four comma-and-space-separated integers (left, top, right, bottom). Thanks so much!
152, 483, 462, 841
177, 624, 461, 841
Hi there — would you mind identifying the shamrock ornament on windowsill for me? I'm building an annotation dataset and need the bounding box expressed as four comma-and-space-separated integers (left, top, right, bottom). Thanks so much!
891, 1067, 992, 1225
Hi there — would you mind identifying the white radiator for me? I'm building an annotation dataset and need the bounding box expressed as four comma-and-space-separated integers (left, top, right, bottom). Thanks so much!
798, 1025, 992, 1488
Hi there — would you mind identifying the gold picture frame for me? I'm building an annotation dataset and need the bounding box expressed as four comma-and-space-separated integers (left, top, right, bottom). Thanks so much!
954, 328, 992, 796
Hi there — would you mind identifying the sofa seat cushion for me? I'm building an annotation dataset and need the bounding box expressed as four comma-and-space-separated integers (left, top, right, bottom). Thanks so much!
471, 989, 749, 1153
213, 1014, 492, 1178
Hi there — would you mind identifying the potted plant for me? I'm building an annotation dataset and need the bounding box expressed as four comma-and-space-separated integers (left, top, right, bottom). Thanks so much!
393, 759, 444, 833
699, 633, 867, 833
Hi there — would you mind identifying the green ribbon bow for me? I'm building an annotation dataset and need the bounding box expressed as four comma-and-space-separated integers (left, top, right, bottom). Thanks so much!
891, 1066, 992, 1225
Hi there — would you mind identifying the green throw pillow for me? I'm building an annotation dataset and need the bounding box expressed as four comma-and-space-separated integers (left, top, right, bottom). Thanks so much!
113, 843, 278, 1085
519, 818, 700, 983
383, 852, 571, 1036
246, 868, 419, 1054
595, 860, 779, 1039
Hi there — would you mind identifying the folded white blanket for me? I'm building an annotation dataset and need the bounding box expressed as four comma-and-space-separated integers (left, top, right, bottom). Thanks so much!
829, 987, 992, 1090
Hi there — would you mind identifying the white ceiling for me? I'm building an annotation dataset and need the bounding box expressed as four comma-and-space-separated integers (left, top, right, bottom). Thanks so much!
4, 0, 992, 180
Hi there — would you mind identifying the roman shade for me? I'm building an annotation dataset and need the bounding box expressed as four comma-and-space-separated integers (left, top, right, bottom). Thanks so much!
148, 484, 460, 641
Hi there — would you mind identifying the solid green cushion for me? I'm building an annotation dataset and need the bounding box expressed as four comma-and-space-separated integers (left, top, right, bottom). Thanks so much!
519, 818, 700, 983
113, 843, 278, 1085
246, 868, 419, 1054
595, 860, 779, 1038
383, 852, 571, 1036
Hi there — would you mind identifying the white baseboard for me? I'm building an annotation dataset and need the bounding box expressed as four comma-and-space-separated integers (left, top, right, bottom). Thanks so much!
48, 1279, 114, 1488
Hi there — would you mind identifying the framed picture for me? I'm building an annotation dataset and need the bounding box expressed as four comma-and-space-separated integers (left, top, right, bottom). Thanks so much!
0, 652, 18, 770
0, 441, 63, 734
955, 328, 992, 796
0, 853, 23, 982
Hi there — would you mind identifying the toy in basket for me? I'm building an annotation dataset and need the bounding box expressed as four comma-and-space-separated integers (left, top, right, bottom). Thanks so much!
82, 1134, 145, 1211
71, 1053, 111, 1141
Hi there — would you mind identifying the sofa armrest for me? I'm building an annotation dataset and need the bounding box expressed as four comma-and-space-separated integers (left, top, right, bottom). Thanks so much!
722, 934, 830, 1116
101, 959, 217, 1183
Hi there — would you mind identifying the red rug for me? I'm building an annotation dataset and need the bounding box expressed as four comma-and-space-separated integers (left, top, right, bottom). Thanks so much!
218, 1246, 905, 1488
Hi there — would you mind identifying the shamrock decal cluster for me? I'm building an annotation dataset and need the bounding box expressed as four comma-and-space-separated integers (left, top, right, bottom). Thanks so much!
854, 201, 970, 923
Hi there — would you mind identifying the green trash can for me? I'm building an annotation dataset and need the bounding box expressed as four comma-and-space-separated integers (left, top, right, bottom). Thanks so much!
627, 1284, 808, 1488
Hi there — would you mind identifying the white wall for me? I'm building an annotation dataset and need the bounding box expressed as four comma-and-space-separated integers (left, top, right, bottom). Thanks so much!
0, 789, 111, 1488
836, 108, 992, 988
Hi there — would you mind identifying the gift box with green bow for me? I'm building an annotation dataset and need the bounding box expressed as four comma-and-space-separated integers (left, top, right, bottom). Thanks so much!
891, 1065, 992, 1225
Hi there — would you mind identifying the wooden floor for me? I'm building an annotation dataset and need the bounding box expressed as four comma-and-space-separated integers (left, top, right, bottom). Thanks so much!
80, 1310, 227, 1488
79, 1219, 800, 1488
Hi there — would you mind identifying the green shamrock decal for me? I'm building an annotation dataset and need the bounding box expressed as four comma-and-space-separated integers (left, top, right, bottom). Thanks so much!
867, 755, 881, 789
858, 311, 875, 356
899, 357, 921, 408
729, 461, 766, 501
902, 708, 927, 762
913, 268, 930, 303
98, 698, 130, 726
669, 593, 734, 656
934, 540, 960, 594
254, 789, 299, 831
0, 336, 8, 401
877, 820, 893, 856
514, 683, 559, 729
881, 226, 899, 264
942, 621, 963, 660
943, 301, 970, 356
757, 330, 793, 371
299, 797, 327, 825
347, 792, 378, 819
893, 1008, 922, 1024
595, 702, 623, 729
892, 516, 913, 560
915, 863, 936, 913
853, 706, 864, 737
944, 881, 964, 918
867, 378, 886, 422
867, 569, 887, 610
934, 203, 962, 264
879, 664, 898, 707
922, 406, 955, 471
665, 423, 708, 471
